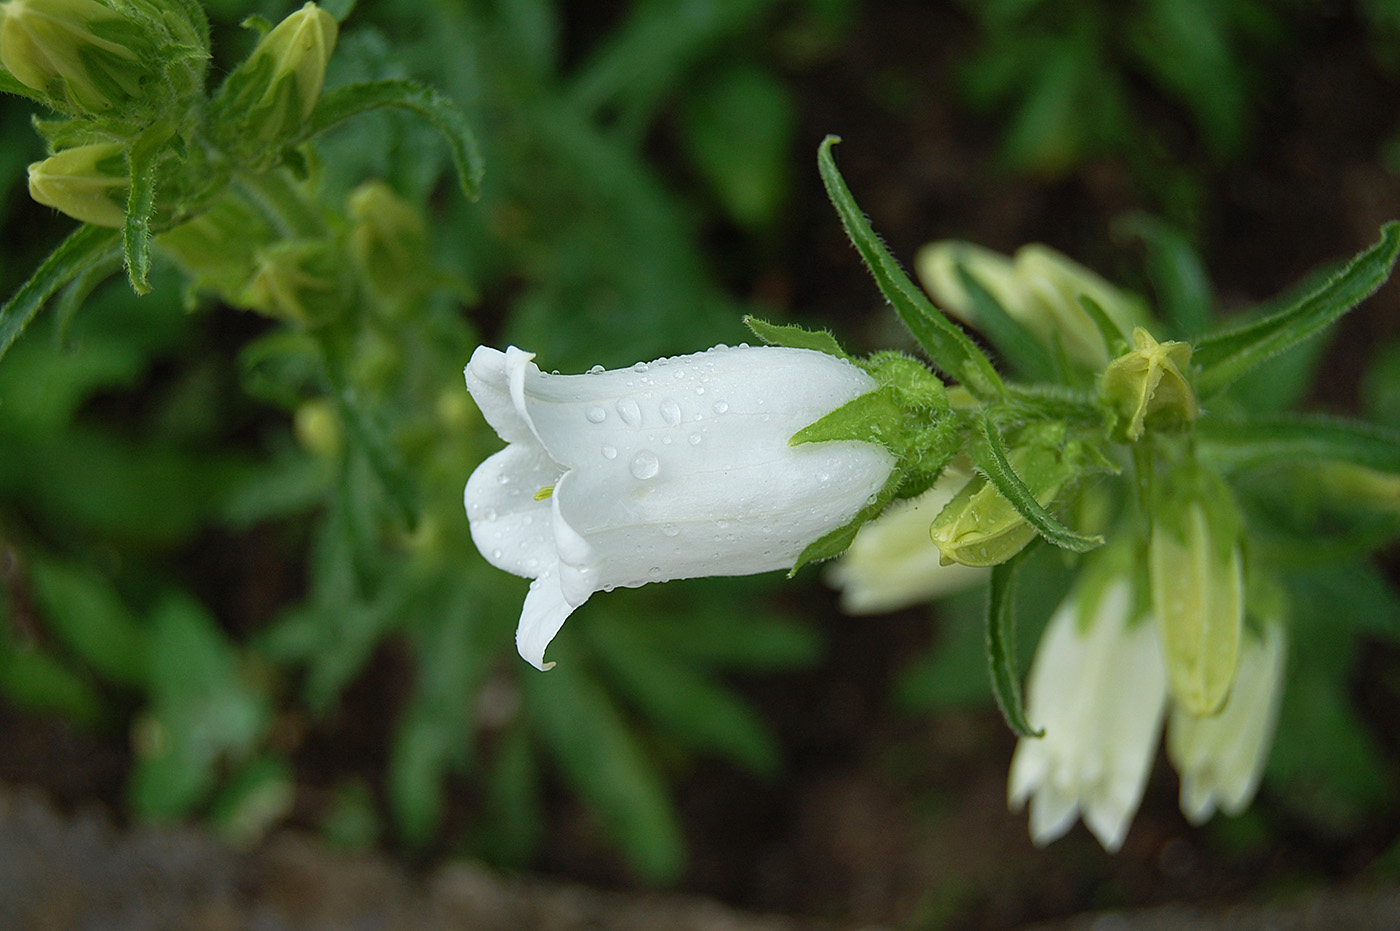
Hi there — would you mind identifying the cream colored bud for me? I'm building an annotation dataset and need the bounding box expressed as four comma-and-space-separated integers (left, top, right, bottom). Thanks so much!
28, 142, 127, 227
0, 0, 158, 112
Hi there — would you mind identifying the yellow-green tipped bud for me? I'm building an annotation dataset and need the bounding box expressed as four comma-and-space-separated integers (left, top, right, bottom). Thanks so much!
1316, 462, 1400, 518
27, 142, 127, 227
214, 3, 337, 160
348, 181, 429, 306
239, 239, 349, 327
1100, 327, 1198, 441
293, 398, 341, 458
929, 426, 1088, 567
915, 240, 1029, 330
0, 0, 160, 112
1149, 463, 1244, 717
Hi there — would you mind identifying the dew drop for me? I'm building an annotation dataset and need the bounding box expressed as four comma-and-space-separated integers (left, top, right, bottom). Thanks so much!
688, 433, 702, 446
491, 548, 503, 560
588, 364, 605, 374
630, 450, 660, 480
497, 474, 511, 485
648, 566, 662, 579
482, 507, 497, 520
659, 399, 682, 425
602, 446, 618, 459
662, 523, 679, 537
632, 361, 649, 373
712, 400, 729, 414
616, 397, 642, 426
695, 386, 706, 395
586, 405, 607, 423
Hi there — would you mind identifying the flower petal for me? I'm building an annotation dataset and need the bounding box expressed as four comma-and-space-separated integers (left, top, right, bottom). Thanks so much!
464, 345, 535, 445
464, 443, 561, 577
516, 566, 581, 671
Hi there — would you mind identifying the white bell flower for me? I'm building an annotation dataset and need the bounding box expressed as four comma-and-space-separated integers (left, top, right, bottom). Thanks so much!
1008, 579, 1168, 852
825, 471, 988, 614
464, 344, 895, 669
1167, 623, 1287, 824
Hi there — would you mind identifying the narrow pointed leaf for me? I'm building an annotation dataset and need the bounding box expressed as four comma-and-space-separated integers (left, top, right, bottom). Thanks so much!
972, 414, 1104, 553
744, 315, 850, 359
1077, 294, 1130, 357
955, 264, 1056, 380
818, 136, 1004, 399
1198, 414, 1400, 474
0, 225, 122, 365
789, 386, 903, 448
1194, 223, 1400, 397
986, 544, 1043, 738
298, 80, 485, 201
123, 121, 175, 295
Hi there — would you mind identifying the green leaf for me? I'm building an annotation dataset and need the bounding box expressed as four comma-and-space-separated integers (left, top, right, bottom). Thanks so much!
1193, 223, 1400, 397
955, 263, 1056, 380
743, 314, 850, 358
1116, 213, 1214, 338
1076, 294, 1129, 357
28, 558, 147, 689
971, 413, 1103, 553
986, 544, 1043, 738
1197, 414, 1400, 474
0, 634, 106, 727
589, 619, 780, 776
299, 80, 485, 201
817, 136, 1005, 399
0, 225, 122, 366
527, 661, 685, 882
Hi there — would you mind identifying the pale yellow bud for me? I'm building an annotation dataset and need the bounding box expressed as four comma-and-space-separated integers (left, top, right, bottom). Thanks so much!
27, 142, 127, 227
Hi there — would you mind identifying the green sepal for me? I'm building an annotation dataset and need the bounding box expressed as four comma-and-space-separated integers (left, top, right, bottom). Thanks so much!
296, 79, 485, 201
986, 542, 1044, 738
1193, 222, 1400, 398
790, 384, 905, 448
1197, 413, 1400, 474
0, 224, 122, 365
743, 314, 850, 359
971, 413, 1106, 554
817, 136, 1005, 400
955, 263, 1057, 381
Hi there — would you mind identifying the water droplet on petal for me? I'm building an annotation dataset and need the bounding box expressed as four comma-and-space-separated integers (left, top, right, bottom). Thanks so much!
602, 446, 618, 459
647, 566, 662, 579
632, 361, 649, 373
695, 386, 705, 395
491, 548, 503, 560
712, 400, 729, 414
617, 397, 642, 426
630, 450, 660, 480
586, 405, 607, 423
588, 364, 605, 374
659, 399, 682, 425
497, 474, 511, 485
662, 523, 679, 537
688, 433, 702, 446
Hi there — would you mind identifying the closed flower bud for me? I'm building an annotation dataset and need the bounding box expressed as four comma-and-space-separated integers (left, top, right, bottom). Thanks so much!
1009, 576, 1167, 852
929, 424, 1090, 568
214, 3, 337, 162
1100, 327, 1198, 441
348, 181, 430, 306
27, 141, 127, 227
0, 0, 160, 113
1167, 623, 1286, 824
239, 239, 349, 327
1149, 462, 1245, 717
156, 192, 277, 297
464, 344, 895, 670
916, 241, 1144, 369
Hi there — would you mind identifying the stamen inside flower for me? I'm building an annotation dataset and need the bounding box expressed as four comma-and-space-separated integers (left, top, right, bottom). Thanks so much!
533, 485, 554, 501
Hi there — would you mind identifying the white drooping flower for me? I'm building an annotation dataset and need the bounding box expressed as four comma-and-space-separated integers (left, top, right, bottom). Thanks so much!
464, 344, 895, 669
825, 470, 988, 614
1167, 623, 1287, 825
1008, 578, 1168, 852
